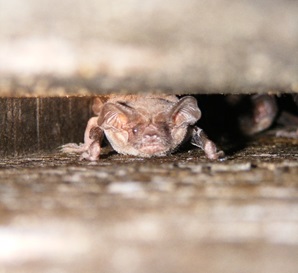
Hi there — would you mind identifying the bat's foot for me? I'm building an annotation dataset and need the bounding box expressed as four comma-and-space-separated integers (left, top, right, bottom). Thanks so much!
191, 127, 225, 161
60, 143, 87, 153
60, 142, 100, 161
204, 140, 226, 160
79, 143, 101, 161
276, 129, 298, 139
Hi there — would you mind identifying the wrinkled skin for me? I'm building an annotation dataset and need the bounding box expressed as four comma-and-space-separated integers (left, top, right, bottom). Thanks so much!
61, 95, 224, 161
237, 94, 278, 136
235, 94, 298, 138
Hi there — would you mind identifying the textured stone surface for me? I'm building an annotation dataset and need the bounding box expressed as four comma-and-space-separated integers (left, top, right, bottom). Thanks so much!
0, 0, 298, 95
0, 134, 298, 272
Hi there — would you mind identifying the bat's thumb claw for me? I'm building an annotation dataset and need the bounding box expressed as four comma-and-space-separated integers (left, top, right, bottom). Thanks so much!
205, 141, 226, 161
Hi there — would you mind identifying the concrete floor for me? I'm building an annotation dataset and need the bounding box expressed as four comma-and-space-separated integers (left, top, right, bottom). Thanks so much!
0, 132, 298, 273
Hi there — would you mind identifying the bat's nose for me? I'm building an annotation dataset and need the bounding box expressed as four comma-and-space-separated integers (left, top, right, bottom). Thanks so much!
143, 125, 160, 141
144, 134, 158, 140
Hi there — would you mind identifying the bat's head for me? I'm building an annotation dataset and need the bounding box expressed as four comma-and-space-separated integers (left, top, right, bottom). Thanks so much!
93, 96, 201, 157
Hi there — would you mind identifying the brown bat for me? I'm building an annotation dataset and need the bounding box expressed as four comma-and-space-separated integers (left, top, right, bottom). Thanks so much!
61, 94, 225, 161
237, 94, 278, 136
234, 93, 298, 138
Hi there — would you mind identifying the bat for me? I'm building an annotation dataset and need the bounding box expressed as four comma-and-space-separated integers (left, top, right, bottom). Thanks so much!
61, 94, 225, 161
237, 94, 278, 136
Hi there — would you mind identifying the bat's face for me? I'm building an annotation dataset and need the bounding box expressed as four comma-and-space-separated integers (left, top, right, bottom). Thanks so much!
121, 113, 173, 157
94, 96, 201, 157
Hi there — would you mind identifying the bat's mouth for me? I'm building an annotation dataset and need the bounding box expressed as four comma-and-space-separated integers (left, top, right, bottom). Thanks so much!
138, 143, 168, 156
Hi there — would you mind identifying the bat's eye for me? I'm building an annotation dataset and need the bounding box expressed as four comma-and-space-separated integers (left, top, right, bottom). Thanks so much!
132, 127, 138, 134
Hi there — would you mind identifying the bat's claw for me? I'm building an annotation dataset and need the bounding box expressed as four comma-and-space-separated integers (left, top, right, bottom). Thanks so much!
204, 140, 225, 161
60, 141, 101, 161
191, 127, 225, 161
60, 143, 87, 153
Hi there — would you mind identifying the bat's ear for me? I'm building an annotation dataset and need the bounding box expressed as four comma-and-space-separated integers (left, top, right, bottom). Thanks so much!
171, 96, 201, 127
97, 103, 134, 130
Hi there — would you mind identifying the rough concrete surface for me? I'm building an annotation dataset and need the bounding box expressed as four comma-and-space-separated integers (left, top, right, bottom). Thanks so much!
0, 133, 298, 273
1, 0, 298, 95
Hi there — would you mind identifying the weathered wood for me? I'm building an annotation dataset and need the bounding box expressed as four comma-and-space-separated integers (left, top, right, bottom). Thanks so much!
0, 97, 93, 156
